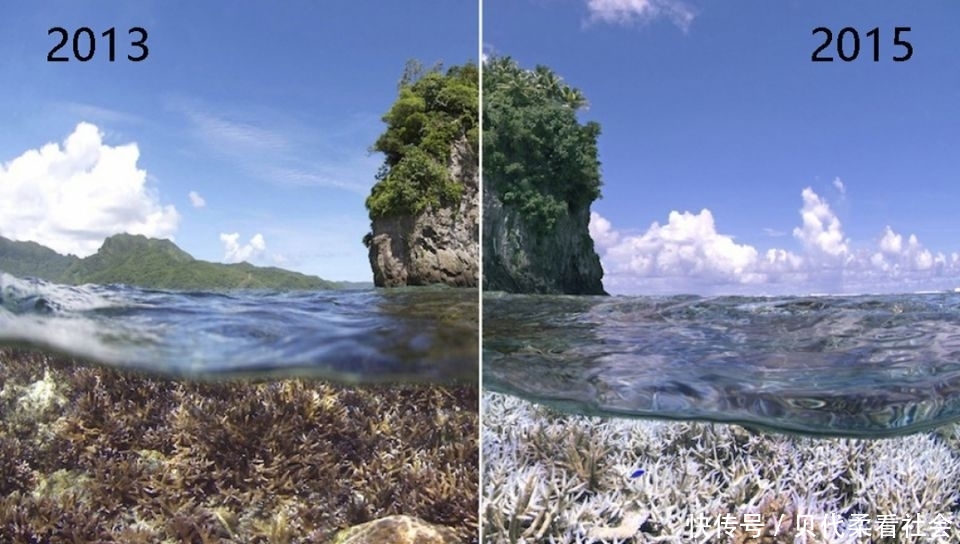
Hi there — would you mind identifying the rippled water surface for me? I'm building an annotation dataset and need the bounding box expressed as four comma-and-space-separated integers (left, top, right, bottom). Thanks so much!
484, 292, 960, 436
0, 272, 477, 383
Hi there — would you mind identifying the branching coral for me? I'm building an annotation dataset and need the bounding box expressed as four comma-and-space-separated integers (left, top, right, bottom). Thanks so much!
482, 391, 960, 543
0, 347, 478, 543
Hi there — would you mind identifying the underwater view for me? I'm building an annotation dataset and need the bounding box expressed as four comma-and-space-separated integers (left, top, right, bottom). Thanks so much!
482, 293, 960, 542
1, 274, 479, 542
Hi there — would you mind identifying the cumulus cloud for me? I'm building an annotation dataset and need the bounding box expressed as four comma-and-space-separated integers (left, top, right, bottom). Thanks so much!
585, 0, 696, 31
792, 187, 849, 260
592, 186, 960, 295
878, 226, 902, 254
0, 122, 179, 257
870, 226, 943, 274
188, 190, 206, 208
599, 209, 761, 283
219, 232, 266, 263
589, 212, 620, 250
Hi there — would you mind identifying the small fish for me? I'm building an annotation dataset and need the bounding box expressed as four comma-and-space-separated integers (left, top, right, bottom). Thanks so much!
629, 469, 645, 478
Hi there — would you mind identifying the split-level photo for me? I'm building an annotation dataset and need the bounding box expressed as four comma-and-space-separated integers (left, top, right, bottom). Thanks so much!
1, 2, 478, 542
481, 1, 960, 542
4, 1, 960, 543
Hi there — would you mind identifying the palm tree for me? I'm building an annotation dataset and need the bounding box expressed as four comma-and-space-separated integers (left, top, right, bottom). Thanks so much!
533, 65, 562, 98
561, 87, 588, 110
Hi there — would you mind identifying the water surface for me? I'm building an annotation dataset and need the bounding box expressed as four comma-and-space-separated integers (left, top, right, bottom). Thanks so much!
1, 272, 477, 383
484, 292, 960, 437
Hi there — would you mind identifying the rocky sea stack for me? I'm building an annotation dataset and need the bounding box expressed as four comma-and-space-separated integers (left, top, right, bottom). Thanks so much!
364, 62, 479, 288
482, 57, 605, 295
367, 139, 478, 287
483, 185, 604, 295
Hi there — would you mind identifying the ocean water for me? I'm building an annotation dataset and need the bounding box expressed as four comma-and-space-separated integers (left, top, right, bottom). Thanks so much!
484, 292, 960, 437
0, 271, 477, 383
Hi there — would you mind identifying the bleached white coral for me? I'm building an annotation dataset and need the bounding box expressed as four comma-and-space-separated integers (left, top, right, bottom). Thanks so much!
482, 392, 960, 543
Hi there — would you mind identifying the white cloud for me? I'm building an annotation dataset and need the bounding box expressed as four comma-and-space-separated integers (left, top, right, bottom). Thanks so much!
0, 122, 179, 257
592, 187, 960, 295
219, 232, 266, 263
601, 208, 761, 283
833, 176, 846, 195
589, 212, 620, 250
585, 0, 696, 31
879, 225, 902, 254
188, 190, 206, 208
792, 187, 849, 260
184, 110, 287, 154
871, 226, 943, 273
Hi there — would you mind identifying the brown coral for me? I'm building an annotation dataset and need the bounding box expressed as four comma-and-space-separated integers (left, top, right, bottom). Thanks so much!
0, 347, 478, 543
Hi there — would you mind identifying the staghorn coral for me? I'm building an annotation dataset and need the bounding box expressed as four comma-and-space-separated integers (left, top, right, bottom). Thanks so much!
0, 347, 478, 543
482, 391, 960, 543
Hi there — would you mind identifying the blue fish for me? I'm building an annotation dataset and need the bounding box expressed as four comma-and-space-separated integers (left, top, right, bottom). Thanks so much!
630, 469, 645, 478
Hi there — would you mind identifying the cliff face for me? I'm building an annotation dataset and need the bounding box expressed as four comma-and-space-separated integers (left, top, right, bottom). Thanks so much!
367, 139, 478, 287
483, 187, 606, 295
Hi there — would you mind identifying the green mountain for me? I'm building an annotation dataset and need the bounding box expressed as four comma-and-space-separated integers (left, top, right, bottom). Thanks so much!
0, 233, 341, 290
0, 236, 79, 279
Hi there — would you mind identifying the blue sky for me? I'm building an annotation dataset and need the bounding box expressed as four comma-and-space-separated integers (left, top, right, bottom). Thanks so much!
485, 0, 960, 295
0, 1, 477, 282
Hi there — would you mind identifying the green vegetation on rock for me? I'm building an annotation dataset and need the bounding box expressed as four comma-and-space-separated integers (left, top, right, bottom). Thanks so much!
0, 233, 339, 291
365, 60, 479, 221
483, 57, 602, 233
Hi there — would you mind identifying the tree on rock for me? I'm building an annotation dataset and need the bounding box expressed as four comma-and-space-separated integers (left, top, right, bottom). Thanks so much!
483, 56, 602, 233
365, 60, 479, 222
482, 56, 606, 295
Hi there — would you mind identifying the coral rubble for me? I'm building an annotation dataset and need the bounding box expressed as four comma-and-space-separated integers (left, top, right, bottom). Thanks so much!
482, 392, 960, 543
0, 347, 478, 543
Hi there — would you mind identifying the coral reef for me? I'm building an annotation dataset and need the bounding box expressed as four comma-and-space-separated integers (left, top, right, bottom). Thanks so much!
482, 392, 960, 543
0, 347, 478, 543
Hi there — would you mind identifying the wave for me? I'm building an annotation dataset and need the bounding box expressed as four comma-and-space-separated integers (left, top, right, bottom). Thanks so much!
1, 271, 478, 384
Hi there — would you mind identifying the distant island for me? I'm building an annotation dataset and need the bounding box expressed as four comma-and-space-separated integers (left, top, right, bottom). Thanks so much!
0, 233, 357, 291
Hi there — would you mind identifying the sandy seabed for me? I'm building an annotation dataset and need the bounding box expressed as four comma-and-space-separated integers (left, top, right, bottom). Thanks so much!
482, 392, 960, 543
0, 347, 478, 543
